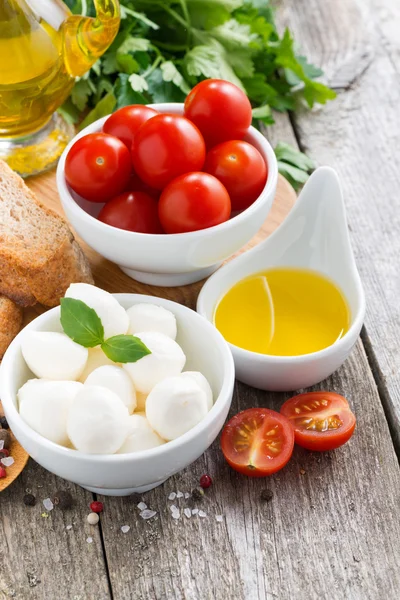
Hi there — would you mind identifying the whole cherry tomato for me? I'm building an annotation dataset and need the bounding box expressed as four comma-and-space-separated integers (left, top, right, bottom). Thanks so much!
65, 133, 132, 203
204, 140, 268, 212
184, 79, 252, 148
127, 171, 160, 200
132, 114, 206, 190
221, 408, 294, 477
103, 105, 158, 149
280, 392, 356, 452
158, 172, 231, 234
98, 191, 163, 234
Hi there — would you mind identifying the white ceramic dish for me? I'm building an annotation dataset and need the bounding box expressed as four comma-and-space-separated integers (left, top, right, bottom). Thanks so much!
0, 295, 235, 496
56, 103, 278, 287
197, 167, 366, 391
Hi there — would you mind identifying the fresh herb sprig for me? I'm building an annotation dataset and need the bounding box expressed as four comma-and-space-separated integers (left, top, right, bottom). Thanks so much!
62, 0, 335, 129
60, 298, 151, 363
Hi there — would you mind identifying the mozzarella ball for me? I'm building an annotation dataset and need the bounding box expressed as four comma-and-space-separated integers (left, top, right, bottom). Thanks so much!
118, 413, 165, 454
146, 375, 208, 440
19, 379, 82, 446
181, 371, 213, 411
126, 303, 177, 339
85, 365, 136, 414
123, 332, 186, 394
136, 392, 147, 411
65, 283, 129, 339
67, 385, 129, 454
21, 331, 88, 380
79, 347, 116, 382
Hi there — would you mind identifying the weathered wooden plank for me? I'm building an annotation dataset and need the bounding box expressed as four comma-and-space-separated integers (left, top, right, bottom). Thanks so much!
276, 0, 400, 450
98, 340, 400, 600
0, 460, 111, 600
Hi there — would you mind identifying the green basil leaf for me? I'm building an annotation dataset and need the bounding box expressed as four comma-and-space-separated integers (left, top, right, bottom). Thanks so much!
101, 335, 151, 364
60, 298, 105, 347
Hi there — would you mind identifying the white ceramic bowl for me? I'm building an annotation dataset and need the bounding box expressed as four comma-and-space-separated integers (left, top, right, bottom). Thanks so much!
0, 295, 235, 496
56, 104, 278, 287
197, 167, 366, 391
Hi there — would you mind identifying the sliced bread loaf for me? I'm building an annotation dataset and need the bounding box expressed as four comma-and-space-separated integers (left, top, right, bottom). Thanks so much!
0, 160, 93, 306
0, 295, 23, 359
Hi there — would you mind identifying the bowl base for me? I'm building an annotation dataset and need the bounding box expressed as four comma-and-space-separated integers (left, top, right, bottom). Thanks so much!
81, 478, 168, 496
120, 264, 221, 287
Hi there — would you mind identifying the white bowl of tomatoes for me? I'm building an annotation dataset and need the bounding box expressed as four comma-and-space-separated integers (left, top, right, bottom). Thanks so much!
57, 80, 278, 287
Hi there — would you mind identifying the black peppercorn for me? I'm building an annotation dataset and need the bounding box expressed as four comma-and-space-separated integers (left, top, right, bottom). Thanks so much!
23, 493, 36, 507
0, 416, 9, 429
191, 487, 205, 501
260, 489, 273, 503
0, 430, 11, 450
53, 490, 73, 509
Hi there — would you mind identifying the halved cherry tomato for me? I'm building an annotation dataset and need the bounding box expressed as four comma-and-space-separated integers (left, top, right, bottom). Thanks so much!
221, 408, 294, 477
98, 191, 163, 234
65, 133, 132, 203
132, 114, 206, 190
103, 105, 158, 149
280, 392, 356, 452
184, 79, 252, 148
204, 140, 268, 212
158, 172, 231, 234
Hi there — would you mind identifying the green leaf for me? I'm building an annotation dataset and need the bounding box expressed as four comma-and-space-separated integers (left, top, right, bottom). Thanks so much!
188, 3, 231, 29
79, 92, 116, 130
101, 335, 151, 364
147, 68, 187, 103
120, 7, 159, 29
102, 52, 118, 75
187, 0, 244, 11
274, 142, 315, 171
71, 79, 92, 111
118, 37, 151, 54
129, 73, 149, 93
116, 54, 140, 75
252, 104, 274, 125
277, 162, 310, 190
58, 98, 81, 125
115, 74, 148, 108
60, 298, 104, 348
160, 61, 191, 95
208, 19, 257, 49
185, 40, 245, 90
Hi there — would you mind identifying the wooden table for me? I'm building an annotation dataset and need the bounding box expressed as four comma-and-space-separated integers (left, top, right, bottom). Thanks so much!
1, 0, 400, 598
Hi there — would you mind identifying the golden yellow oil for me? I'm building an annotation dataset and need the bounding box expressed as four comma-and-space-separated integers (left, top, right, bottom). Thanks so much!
0, 0, 119, 137
214, 268, 350, 356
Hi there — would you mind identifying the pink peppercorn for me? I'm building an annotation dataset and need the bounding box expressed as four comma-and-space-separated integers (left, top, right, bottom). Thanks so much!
0, 466, 6, 479
200, 474, 212, 489
90, 501, 104, 513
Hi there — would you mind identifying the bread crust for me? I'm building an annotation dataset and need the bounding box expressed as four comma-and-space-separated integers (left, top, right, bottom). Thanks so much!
0, 296, 23, 359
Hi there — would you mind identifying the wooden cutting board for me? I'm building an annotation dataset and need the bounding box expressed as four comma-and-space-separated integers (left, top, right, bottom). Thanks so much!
25, 171, 297, 322
0, 170, 296, 492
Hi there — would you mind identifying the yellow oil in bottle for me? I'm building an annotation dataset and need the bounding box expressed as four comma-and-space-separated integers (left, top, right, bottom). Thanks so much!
0, 0, 119, 139
214, 268, 351, 356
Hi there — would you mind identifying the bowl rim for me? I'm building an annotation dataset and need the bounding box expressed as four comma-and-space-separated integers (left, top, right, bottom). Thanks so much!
0, 293, 235, 462
56, 103, 278, 242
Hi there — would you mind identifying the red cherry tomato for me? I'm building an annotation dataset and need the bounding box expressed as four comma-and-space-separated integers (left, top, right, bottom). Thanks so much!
221, 408, 294, 477
65, 133, 132, 203
103, 105, 158, 149
132, 114, 206, 190
98, 191, 163, 234
126, 171, 160, 200
204, 140, 268, 212
184, 79, 252, 148
280, 392, 356, 452
158, 172, 231, 234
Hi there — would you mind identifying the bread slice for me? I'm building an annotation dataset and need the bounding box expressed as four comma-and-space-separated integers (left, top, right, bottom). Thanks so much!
0, 160, 93, 306
0, 295, 23, 359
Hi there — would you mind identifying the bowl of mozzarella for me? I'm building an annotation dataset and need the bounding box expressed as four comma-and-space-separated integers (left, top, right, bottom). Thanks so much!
0, 284, 235, 495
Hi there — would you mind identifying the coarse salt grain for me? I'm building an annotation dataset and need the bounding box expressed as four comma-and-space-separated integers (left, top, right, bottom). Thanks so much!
170, 504, 177, 512
137, 502, 147, 511
216, 515, 223, 522
184, 492, 190, 499
140, 509, 157, 520
121, 525, 130, 534
86, 537, 93, 544
176, 491, 183, 498
168, 492, 176, 500
43, 498, 54, 512
66, 525, 73, 530
191, 508, 199, 515
0, 440, 4, 450
1, 457, 14, 467
198, 510, 207, 518
171, 509, 180, 520
184, 508, 191, 519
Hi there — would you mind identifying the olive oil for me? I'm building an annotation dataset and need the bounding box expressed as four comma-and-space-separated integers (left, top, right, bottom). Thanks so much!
214, 268, 350, 356
0, 0, 119, 138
